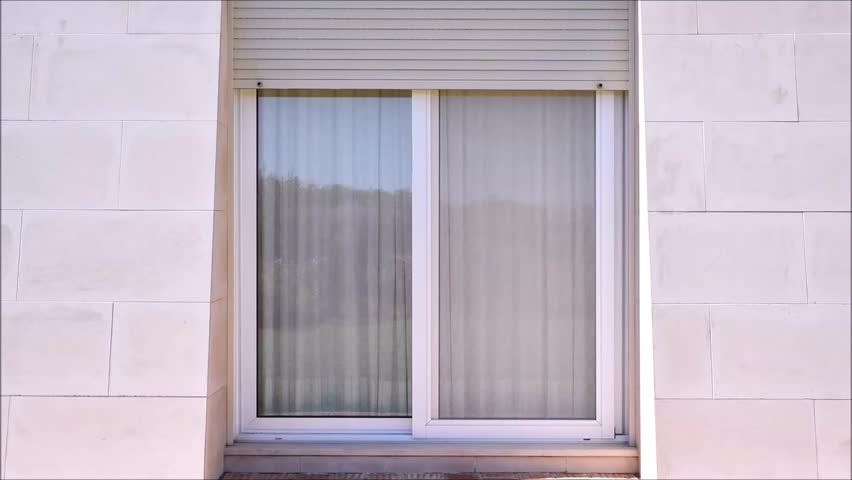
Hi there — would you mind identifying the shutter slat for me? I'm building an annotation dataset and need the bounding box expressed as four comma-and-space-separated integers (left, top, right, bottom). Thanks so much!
235, 29, 629, 41
235, 38, 628, 51
235, 59, 628, 72
234, 18, 629, 30
238, 70, 629, 81
236, 1, 628, 10
235, 49, 630, 61
235, 8, 630, 20
233, 1, 632, 90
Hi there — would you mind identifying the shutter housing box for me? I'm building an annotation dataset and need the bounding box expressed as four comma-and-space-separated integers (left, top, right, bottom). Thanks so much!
233, 0, 632, 90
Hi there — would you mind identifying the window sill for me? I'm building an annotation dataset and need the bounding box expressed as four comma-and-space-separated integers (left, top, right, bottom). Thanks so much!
225, 441, 638, 458
224, 442, 639, 475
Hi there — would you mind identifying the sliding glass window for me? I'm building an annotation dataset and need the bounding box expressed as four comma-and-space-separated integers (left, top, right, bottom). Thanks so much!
237, 89, 625, 440
256, 90, 412, 418
437, 91, 597, 420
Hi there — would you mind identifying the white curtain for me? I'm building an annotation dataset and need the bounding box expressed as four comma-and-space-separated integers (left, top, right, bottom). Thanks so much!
257, 90, 412, 417
438, 91, 598, 419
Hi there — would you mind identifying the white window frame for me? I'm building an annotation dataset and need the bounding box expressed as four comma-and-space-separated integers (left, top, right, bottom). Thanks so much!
233, 89, 620, 442
234, 89, 410, 439
411, 90, 617, 440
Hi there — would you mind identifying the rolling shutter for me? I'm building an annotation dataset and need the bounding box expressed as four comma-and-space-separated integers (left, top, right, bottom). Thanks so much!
233, 1, 632, 90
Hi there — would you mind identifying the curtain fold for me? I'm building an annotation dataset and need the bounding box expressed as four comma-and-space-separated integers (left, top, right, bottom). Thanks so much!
438, 90, 597, 420
257, 90, 412, 417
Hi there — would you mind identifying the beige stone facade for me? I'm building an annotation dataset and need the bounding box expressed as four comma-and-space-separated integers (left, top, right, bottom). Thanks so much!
642, 1, 851, 478
0, 1, 849, 479
1, 1, 229, 478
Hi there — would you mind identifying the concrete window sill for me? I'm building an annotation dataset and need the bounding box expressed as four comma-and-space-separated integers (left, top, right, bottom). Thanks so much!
225, 442, 639, 458
223, 442, 640, 475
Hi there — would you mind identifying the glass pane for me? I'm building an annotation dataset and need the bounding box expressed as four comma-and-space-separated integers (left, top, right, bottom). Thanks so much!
257, 90, 412, 417
438, 91, 596, 420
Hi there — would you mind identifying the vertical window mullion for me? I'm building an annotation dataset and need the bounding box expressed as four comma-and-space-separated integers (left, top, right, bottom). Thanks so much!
411, 90, 438, 438
596, 90, 617, 439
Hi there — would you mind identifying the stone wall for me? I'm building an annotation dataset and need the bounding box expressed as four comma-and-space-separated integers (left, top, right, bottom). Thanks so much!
0, 1, 229, 478
641, 1, 851, 478
1, 0, 850, 478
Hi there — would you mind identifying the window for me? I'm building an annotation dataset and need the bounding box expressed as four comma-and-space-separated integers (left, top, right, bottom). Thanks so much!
256, 90, 412, 419
437, 92, 597, 421
236, 89, 626, 441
